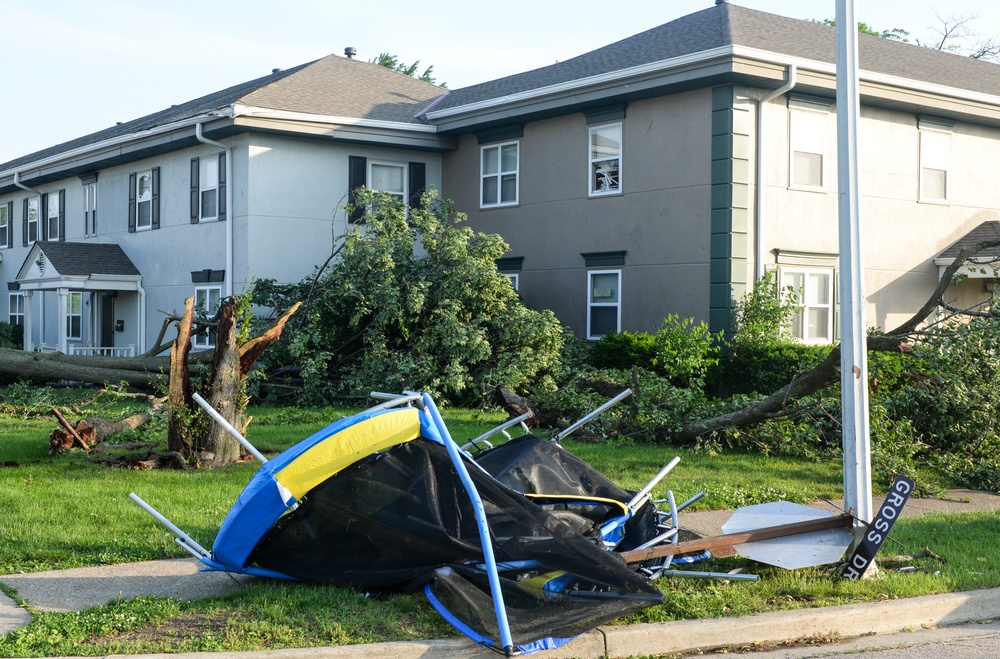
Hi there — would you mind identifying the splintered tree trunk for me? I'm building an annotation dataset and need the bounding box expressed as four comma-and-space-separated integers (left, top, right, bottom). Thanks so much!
203, 297, 242, 465
167, 296, 196, 455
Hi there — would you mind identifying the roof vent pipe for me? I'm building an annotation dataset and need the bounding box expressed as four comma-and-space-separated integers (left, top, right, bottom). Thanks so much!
344, 47, 357, 59
716, 0, 730, 5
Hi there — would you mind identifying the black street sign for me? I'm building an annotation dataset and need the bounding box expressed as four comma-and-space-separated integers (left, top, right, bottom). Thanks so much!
842, 475, 915, 580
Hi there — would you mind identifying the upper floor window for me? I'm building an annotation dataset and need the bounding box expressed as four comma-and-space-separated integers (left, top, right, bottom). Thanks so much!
0, 201, 10, 248
505, 273, 519, 291
587, 269, 621, 340
84, 182, 97, 236
347, 156, 425, 223
191, 154, 226, 223
481, 141, 518, 208
66, 292, 82, 340
369, 161, 407, 205
589, 123, 622, 196
789, 102, 829, 190
193, 285, 222, 349
780, 266, 834, 344
919, 120, 952, 203
44, 191, 63, 241
129, 167, 160, 232
25, 197, 39, 244
8, 292, 24, 326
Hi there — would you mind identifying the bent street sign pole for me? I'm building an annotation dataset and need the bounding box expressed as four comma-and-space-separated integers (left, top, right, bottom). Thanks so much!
837, 0, 874, 546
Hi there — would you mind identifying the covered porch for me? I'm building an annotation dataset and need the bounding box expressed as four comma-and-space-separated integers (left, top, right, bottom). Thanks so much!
15, 243, 145, 356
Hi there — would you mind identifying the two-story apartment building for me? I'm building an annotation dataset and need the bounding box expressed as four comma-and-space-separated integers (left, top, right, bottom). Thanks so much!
3, 1, 1000, 354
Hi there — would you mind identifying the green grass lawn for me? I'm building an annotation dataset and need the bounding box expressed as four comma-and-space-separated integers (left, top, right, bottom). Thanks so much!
0, 386, 997, 657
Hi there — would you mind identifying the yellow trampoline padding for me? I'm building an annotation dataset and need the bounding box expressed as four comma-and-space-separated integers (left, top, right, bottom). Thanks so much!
275, 408, 422, 501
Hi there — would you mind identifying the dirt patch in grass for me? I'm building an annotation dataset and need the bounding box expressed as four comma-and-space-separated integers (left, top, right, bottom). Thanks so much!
93, 611, 230, 646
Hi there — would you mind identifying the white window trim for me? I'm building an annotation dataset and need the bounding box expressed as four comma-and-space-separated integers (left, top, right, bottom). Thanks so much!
193, 285, 222, 349
66, 292, 82, 341
84, 182, 97, 237
780, 266, 835, 345
480, 141, 519, 208
8, 292, 24, 326
135, 170, 153, 231
587, 269, 622, 341
367, 160, 408, 201
0, 204, 9, 248
199, 156, 220, 222
46, 193, 60, 241
27, 197, 39, 243
588, 122, 622, 197
504, 273, 519, 291
919, 128, 951, 204
788, 108, 828, 191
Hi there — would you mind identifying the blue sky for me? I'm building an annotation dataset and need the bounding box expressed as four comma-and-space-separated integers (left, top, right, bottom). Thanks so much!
2, 0, 999, 163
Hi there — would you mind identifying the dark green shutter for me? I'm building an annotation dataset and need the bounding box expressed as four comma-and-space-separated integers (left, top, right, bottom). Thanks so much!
218, 152, 227, 221
408, 162, 426, 208
5, 201, 11, 248
151, 167, 160, 230
40, 194, 48, 241
58, 189, 66, 242
128, 173, 137, 233
190, 158, 200, 223
348, 156, 366, 223
22, 198, 28, 245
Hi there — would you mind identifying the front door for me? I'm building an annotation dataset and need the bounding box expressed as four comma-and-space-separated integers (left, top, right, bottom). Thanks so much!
100, 294, 115, 351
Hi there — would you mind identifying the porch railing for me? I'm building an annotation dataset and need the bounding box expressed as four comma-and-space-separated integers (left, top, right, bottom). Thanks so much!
68, 345, 136, 357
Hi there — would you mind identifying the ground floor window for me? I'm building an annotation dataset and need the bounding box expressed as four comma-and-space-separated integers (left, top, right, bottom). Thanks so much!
587, 270, 621, 340
780, 266, 834, 343
66, 292, 82, 340
8, 293, 24, 326
194, 285, 222, 348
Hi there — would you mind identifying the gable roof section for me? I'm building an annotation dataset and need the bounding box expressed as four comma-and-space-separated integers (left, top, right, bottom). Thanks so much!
425, 3, 1000, 127
937, 221, 1000, 262
16, 242, 141, 281
1, 56, 446, 175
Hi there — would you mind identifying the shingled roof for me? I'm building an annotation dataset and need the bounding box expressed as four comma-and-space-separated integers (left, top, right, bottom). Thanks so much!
429, 3, 1000, 113
1, 55, 445, 172
25, 243, 140, 278
938, 221, 1000, 261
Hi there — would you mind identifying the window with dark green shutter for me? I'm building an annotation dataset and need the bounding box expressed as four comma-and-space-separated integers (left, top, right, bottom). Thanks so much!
348, 155, 367, 223
408, 162, 426, 208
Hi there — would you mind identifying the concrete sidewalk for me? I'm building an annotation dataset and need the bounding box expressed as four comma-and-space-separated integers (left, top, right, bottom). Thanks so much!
2, 489, 998, 657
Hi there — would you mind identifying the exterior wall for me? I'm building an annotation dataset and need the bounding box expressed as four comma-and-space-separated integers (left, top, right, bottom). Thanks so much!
446, 88, 715, 339
760, 99, 1000, 334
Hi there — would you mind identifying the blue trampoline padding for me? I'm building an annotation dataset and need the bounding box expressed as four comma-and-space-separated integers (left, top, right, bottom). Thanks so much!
211, 406, 443, 572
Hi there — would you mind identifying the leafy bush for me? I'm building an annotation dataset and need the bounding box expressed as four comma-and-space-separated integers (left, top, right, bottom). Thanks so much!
591, 332, 656, 371
0, 322, 22, 349
729, 268, 799, 350
712, 342, 829, 396
255, 190, 566, 406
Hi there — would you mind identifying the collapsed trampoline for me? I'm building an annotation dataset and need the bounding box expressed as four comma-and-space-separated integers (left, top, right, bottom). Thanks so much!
132, 390, 695, 656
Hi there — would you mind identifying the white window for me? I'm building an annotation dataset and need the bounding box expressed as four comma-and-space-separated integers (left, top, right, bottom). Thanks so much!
46, 193, 60, 241
589, 123, 622, 196
481, 142, 519, 207
0, 203, 9, 248
26, 197, 39, 243
66, 292, 82, 340
587, 270, 621, 340
84, 182, 97, 236
505, 273, 519, 291
200, 155, 219, 221
920, 129, 950, 202
194, 285, 222, 349
8, 293, 24, 326
780, 267, 834, 344
136, 171, 153, 230
789, 110, 827, 189
369, 161, 406, 204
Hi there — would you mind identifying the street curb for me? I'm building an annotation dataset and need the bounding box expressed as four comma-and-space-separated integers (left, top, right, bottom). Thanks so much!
43, 586, 1000, 659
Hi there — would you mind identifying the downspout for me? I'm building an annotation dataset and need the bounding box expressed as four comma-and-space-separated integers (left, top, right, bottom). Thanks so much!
13, 171, 44, 350
136, 279, 147, 354
754, 65, 797, 280
195, 123, 234, 298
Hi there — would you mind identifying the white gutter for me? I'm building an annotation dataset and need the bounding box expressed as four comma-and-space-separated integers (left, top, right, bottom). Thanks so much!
195, 122, 234, 298
12, 170, 42, 197
231, 104, 439, 133
136, 279, 147, 353
754, 65, 797, 280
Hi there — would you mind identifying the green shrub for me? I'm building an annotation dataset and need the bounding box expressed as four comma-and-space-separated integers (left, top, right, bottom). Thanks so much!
713, 343, 830, 396
590, 332, 656, 371
0, 322, 22, 349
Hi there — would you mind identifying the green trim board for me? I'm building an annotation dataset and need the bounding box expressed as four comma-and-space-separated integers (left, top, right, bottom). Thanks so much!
709, 85, 751, 335
581, 251, 626, 267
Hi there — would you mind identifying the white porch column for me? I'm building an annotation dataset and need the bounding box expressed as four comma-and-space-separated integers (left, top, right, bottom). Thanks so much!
23, 290, 33, 352
57, 287, 68, 354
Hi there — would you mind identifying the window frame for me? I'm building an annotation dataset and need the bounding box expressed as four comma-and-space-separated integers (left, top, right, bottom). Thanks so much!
46, 192, 60, 241
0, 202, 9, 248
588, 122, 622, 197
919, 128, 950, 203
26, 197, 39, 243
779, 266, 835, 344
789, 108, 828, 191
66, 291, 82, 341
84, 182, 97, 236
193, 285, 222, 349
368, 160, 407, 205
8, 292, 24, 326
199, 155, 220, 221
480, 141, 519, 208
587, 269, 622, 341
504, 273, 519, 291
135, 170, 153, 231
